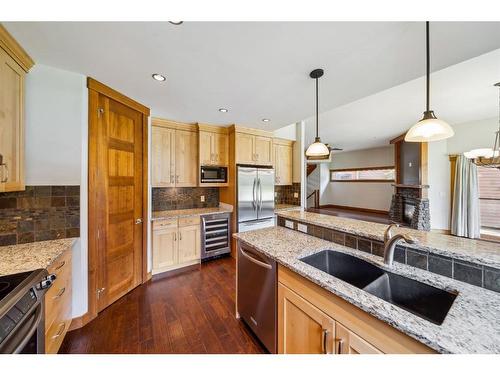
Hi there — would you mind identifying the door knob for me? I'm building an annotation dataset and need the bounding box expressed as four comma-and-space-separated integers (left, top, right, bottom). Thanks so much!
135, 218, 143, 225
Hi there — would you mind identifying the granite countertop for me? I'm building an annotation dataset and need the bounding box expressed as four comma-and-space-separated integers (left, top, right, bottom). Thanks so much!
233, 227, 500, 354
152, 203, 233, 221
0, 238, 77, 276
274, 204, 301, 213
277, 209, 500, 269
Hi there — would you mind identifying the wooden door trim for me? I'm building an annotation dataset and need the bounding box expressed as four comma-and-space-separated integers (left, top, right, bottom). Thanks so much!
87, 77, 150, 116
0, 24, 34, 72
86, 79, 149, 326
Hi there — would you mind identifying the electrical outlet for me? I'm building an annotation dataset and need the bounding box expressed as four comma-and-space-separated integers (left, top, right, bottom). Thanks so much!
285, 220, 294, 229
298, 223, 308, 233
293, 192, 299, 198
200, 195, 205, 202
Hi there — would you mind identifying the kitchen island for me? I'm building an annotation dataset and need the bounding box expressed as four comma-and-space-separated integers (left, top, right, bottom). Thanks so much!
234, 226, 500, 354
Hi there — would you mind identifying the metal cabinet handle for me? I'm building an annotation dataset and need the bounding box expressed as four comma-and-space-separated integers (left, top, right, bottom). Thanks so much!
335, 338, 344, 354
174, 233, 177, 241
52, 322, 66, 339
55, 260, 66, 270
170, 175, 174, 183
0, 163, 8, 183
53, 287, 66, 299
179, 232, 182, 241
321, 329, 329, 354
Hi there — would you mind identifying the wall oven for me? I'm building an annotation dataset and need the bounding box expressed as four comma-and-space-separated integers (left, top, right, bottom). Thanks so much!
200, 166, 227, 184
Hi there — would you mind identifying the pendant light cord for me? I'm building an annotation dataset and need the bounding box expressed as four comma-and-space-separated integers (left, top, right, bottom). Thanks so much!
426, 21, 430, 112
315, 77, 319, 139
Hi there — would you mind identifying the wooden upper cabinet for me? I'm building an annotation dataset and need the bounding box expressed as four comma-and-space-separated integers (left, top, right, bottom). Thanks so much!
151, 126, 175, 187
198, 125, 229, 167
336, 323, 382, 354
278, 283, 335, 354
273, 139, 294, 186
235, 132, 255, 164
233, 127, 274, 166
0, 25, 34, 192
254, 136, 273, 165
151, 119, 198, 187
175, 129, 198, 187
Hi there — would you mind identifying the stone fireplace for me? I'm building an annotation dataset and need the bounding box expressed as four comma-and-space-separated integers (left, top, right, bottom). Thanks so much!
389, 186, 430, 231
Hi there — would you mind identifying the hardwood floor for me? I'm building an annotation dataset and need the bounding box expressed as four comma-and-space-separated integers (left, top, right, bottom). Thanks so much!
59, 257, 266, 354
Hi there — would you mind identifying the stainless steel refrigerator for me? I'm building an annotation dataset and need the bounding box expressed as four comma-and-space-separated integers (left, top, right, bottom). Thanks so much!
237, 166, 275, 232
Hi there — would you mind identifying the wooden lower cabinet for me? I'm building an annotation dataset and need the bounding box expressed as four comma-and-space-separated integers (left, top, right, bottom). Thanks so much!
278, 283, 335, 354
45, 247, 73, 354
152, 217, 201, 275
277, 265, 435, 354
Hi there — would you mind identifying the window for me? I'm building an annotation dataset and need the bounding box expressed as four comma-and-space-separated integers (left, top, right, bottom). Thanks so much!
478, 166, 500, 240
330, 166, 395, 182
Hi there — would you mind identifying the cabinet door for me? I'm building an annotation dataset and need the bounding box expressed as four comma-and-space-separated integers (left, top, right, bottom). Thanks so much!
277, 144, 292, 185
278, 283, 335, 354
254, 136, 273, 166
178, 224, 201, 264
0, 48, 25, 192
214, 132, 228, 166
151, 126, 175, 187
199, 131, 213, 165
175, 130, 198, 187
235, 133, 255, 164
152, 227, 178, 273
336, 323, 383, 354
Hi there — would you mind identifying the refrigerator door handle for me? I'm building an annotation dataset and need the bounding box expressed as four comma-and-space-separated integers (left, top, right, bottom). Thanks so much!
252, 177, 257, 210
258, 177, 263, 212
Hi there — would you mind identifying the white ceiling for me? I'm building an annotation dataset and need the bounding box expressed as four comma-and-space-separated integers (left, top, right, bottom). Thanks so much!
5, 21, 500, 132
304, 48, 500, 152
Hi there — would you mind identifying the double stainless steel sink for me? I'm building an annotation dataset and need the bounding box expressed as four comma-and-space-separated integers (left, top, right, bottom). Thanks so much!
300, 250, 457, 325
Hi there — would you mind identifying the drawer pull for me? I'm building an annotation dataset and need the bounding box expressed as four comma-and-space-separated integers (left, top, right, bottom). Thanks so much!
52, 322, 66, 339
53, 287, 66, 299
55, 261, 66, 270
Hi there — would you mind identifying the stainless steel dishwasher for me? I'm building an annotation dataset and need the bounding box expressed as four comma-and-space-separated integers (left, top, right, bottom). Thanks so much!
237, 241, 277, 353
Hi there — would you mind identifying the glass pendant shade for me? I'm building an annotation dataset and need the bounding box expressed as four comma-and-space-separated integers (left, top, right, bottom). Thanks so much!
464, 148, 499, 159
305, 137, 330, 157
405, 111, 455, 142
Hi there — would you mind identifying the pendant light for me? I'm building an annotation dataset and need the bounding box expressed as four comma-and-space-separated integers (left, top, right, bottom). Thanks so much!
464, 82, 500, 169
306, 69, 330, 158
405, 22, 454, 142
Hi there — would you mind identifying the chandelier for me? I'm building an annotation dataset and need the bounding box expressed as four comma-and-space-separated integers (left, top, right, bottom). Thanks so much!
464, 82, 500, 169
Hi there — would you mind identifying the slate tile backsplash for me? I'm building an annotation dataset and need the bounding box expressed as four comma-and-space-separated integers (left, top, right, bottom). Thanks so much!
277, 215, 500, 293
275, 183, 300, 205
0, 186, 80, 246
152, 187, 219, 211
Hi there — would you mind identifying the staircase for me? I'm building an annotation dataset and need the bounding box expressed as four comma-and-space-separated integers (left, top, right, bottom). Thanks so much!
306, 164, 320, 209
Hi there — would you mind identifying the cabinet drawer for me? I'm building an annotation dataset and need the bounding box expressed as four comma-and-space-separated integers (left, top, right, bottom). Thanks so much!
153, 219, 178, 230
178, 216, 200, 227
47, 249, 71, 277
45, 270, 72, 331
45, 303, 72, 354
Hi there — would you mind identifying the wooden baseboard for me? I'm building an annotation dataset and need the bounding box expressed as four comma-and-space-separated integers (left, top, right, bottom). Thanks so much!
319, 204, 389, 215
68, 311, 97, 331
431, 229, 451, 235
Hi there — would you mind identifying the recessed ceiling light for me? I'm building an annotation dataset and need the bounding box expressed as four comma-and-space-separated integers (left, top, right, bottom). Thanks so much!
219, 108, 228, 113
152, 74, 166, 82
169, 21, 184, 25
262, 118, 270, 123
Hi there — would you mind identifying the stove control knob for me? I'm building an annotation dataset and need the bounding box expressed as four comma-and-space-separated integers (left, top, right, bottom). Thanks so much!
36, 274, 57, 290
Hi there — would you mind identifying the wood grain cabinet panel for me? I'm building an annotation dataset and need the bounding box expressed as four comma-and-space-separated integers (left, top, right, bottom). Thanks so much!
213, 132, 228, 166
178, 224, 200, 264
254, 136, 273, 166
152, 226, 178, 273
273, 139, 293, 185
45, 248, 72, 354
278, 283, 335, 354
175, 129, 198, 187
336, 323, 382, 354
0, 45, 26, 192
199, 131, 213, 165
151, 126, 175, 187
235, 132, 255, 164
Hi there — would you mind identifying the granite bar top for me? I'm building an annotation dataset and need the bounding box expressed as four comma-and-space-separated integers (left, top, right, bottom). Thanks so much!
0, 238, 77, 276
152, 203, 233, 221
277, 210, 500, 269
274, 204, 301, 213
233, 227, 500, 354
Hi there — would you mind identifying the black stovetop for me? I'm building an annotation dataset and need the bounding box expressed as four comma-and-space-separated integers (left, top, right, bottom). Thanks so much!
0, 271, 34, 301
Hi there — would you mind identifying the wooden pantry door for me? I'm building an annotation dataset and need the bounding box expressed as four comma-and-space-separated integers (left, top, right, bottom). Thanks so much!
88, 78, 149, 317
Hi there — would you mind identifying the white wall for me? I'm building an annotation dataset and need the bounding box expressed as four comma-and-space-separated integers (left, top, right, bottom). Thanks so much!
447, 117, 498, 155
273, 123, 296, 141
320, 146, 395, 211
25, 64, 88, 317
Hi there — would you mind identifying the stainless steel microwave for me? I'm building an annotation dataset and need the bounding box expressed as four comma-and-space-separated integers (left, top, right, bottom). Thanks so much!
200, 166, 227, 183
